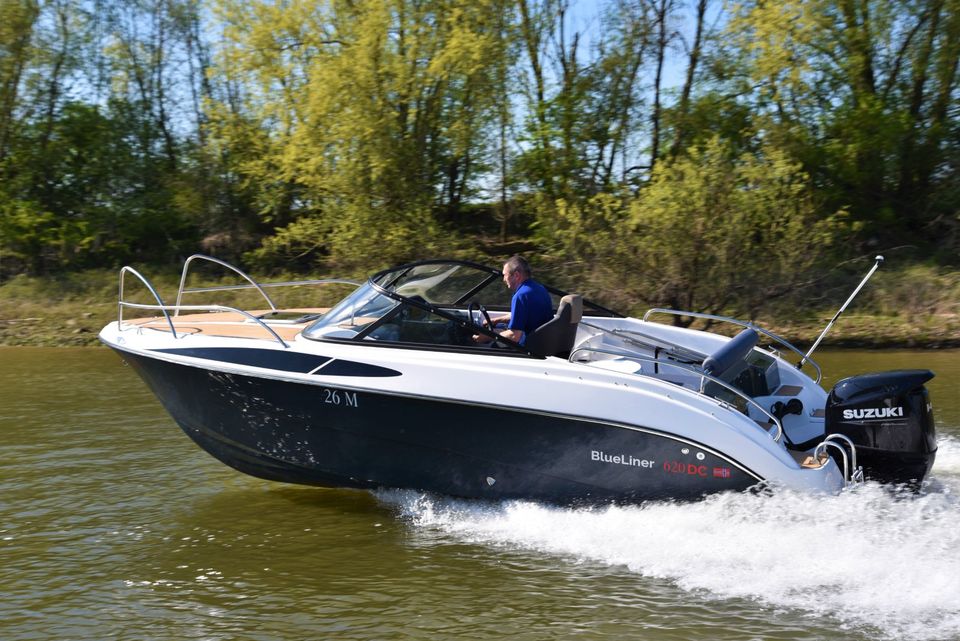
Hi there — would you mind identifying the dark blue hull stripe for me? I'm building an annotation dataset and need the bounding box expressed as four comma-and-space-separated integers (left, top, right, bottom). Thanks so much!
154, 347, 401, 377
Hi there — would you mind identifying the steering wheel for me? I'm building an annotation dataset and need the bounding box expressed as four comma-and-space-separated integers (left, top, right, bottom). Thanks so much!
467, 302, 493, 329
478, 304, 494, 331
466, 302, 496, 343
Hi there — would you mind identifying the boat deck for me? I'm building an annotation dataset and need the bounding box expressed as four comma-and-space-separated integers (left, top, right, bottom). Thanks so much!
126, 308, 329, 341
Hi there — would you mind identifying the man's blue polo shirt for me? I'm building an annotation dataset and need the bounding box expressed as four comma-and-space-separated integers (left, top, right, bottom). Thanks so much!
508, 279, 553, 345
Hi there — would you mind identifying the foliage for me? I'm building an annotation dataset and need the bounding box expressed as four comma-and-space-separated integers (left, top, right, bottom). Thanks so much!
857, 263, 960, 319
212, 0, 510, 268
729, 0, 960, 247
0, 0, 956, 311
628, 138, 842, 321
536, 137, 843, 322
0, 0, 209, 274
1, 100, 197, 273
511, 0, 656, 197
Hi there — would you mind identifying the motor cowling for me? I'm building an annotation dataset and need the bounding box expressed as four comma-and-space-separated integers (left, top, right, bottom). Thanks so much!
825, 369, 936, 484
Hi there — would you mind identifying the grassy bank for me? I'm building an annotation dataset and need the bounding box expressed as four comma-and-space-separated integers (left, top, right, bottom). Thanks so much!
1, 264, 958, 349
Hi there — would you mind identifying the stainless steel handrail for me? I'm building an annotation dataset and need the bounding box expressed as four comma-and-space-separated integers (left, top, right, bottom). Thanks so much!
569, 346, 784, 443
815, 433, 863, 485
641, 308, 823, 384
175, 254, 277, 315
119, 266, 178, 337
174, 254, 360, 316
815, 440, 850, 484
118, 301, 290, 348
118, 256, 362, 349
175, 278, 362, 295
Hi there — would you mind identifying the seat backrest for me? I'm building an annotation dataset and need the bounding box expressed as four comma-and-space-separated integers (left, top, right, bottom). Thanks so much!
701, 328, 758, 378
524, 294, 583, 357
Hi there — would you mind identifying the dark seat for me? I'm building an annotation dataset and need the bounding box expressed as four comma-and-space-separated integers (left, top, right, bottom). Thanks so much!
701, 328, 758, 378
525, 294, 583, 358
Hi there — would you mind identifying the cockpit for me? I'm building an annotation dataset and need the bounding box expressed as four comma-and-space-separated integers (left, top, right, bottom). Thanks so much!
302, 260, 615, 354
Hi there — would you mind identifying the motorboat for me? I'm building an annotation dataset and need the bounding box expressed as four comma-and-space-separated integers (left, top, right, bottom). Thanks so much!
99, 255, 938, 503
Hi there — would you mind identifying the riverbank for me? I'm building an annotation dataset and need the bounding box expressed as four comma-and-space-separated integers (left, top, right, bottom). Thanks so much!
1, 267, 958, 349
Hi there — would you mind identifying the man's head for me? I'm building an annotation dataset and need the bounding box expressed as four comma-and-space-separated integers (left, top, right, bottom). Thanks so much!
502, 255, 531, 291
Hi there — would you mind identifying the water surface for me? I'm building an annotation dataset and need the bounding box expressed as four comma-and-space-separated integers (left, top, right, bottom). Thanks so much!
1, 347, 958, 640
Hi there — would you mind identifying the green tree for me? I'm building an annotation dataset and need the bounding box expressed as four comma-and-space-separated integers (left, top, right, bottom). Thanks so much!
213, 0, 512, 268
542, 137, 841, 321
0, 0, 39, 167
1, 100, 196, 272
730, 0, 960, 249
0, 0, 219, 275
514, 0, 653, 198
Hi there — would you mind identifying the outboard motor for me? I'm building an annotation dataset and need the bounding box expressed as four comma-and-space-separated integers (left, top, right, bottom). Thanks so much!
825, 370, 936, 484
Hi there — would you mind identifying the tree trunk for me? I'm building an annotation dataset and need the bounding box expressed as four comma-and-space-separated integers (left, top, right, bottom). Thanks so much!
648, 0, 671, 174
668, 0, 707, 159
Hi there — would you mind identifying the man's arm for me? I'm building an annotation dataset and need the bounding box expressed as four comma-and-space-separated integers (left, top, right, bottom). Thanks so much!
498, 328, 523, 342
471, 326, 523, 344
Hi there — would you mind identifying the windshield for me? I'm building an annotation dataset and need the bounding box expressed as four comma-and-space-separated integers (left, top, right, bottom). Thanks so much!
303, 261, 513, 343
302, 282, 399, 340
376, 262, 500, 305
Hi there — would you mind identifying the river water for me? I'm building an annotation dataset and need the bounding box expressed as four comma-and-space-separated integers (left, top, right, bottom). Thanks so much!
1, 347, 958, 641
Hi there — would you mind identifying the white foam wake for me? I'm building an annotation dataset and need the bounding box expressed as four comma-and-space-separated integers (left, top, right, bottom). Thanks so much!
381, 435, 960, 641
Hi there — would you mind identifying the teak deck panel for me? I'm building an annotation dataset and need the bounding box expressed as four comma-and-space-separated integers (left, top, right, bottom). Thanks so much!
126, 308, 329, 341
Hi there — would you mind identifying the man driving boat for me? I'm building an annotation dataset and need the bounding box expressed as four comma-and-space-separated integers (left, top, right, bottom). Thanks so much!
474, 255, 552, 346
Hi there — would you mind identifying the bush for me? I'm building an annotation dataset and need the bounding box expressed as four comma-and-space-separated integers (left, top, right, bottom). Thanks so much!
533, 137, 844, 322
